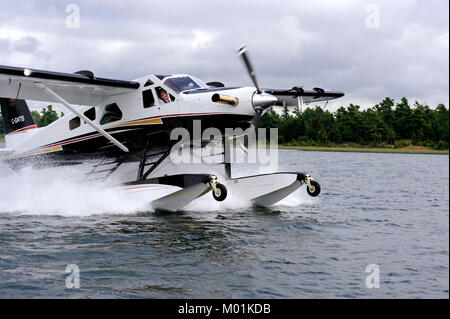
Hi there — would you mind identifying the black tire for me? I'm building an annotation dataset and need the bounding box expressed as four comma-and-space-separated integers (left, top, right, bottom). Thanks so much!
306, 180, 321, 197
212, 183, 227, 201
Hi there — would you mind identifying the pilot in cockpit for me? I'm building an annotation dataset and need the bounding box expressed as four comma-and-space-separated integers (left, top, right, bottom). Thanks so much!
157, 88, 170, 104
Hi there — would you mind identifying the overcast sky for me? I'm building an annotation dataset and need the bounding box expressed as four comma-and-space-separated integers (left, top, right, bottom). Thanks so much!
0, 0, 448, 111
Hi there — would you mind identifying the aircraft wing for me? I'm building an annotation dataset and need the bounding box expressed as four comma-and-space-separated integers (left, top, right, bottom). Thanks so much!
0, 65, 140, 106
263, 87, 344, 106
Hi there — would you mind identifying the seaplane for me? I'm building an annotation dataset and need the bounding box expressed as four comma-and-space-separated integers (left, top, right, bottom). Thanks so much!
0, 46, 344, 211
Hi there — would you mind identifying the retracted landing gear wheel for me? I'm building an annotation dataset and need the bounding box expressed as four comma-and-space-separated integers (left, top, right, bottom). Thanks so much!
306, 180, 321, 197
212, 183, 227, 201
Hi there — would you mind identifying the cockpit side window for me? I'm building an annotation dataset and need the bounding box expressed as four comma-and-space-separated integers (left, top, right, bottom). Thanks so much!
100, 103, 122, 125
155, 87, 175, 105
142, 89, 155, 108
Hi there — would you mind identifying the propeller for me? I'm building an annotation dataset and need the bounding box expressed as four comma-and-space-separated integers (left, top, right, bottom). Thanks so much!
237, 45, 277, 128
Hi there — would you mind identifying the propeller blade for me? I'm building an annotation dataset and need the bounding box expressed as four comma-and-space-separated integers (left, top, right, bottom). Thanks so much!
236, 45, 275, 129
250, 109, 263, 129
237, 45, 261, 94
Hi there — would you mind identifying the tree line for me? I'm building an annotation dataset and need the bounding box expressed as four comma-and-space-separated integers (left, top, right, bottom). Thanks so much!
258, 97, 449, 150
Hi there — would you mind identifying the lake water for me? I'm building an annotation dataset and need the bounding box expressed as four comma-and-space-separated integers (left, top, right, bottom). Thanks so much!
0, 147, 448, 298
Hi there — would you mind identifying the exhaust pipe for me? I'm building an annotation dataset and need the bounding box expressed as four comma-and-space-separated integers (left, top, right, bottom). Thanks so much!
211, 94, 239, 106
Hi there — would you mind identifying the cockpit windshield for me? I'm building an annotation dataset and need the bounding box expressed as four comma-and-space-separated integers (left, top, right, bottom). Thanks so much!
163, 76, 201, 93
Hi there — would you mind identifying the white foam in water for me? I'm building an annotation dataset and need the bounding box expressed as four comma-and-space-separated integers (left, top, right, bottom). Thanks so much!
0, 164, 151, 216
0, 162, 254, 216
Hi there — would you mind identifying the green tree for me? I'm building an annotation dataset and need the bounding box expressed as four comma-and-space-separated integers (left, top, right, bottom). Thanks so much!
434, 104, 449, 143
31, 110, 42, 126
410, 101, 434, 142
335, 106, 356, 142
374, 97, 395, 128
362, 108, 382, 143
34, 105, 60, 127
394, 97, 413, 139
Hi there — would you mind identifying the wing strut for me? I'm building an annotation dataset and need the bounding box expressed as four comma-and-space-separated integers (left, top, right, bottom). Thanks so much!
34, 82, 129, 152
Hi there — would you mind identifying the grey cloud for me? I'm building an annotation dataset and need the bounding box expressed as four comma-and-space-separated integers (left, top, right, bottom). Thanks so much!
12, 36, 39, 52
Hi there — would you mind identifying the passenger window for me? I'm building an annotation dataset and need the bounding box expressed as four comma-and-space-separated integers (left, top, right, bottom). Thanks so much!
155, 86, 175, 104
84, 107, 96, 120
69, 117, 81, 130
142, 89, 155, 108
100, 103, 122, 125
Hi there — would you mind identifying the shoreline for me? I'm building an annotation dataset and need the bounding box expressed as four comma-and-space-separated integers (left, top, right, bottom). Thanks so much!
278, 145, 449, 155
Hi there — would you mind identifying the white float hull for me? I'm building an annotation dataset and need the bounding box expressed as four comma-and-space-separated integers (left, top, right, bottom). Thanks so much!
227, 172, 304, 206
120, 172, 305, 211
